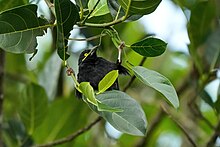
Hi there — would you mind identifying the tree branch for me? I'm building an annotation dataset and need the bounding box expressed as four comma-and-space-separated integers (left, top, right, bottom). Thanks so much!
33, 116, 102, 147
206, 120, 220, 147
161, 105, 197, 147
123, 57, 147, 92
136, 109, 165, 147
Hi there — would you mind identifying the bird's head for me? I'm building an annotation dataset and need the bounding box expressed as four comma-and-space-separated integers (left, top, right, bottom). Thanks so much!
78, 48, 97, 65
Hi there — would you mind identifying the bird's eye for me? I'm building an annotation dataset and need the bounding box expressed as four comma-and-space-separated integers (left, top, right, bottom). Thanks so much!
84, 53, 88, 57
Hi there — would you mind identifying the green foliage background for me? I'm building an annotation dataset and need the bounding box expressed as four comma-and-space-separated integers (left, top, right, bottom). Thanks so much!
0, 0, 219, 146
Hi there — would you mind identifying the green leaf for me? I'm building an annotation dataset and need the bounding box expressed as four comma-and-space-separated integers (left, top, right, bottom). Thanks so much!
108, 0, 143, 21
0, 0, 28, 11
118, 0, 161, 15
19, 83, 48, 135
32, 97, 90, 143
79, 82, 98, 106
130, 37, 167, 57
91, 90, 147, 136
97, 102, 123, 112
97, 70, 119, 94
55, 0, 80, 60
188, 1, 217, 73
132, 66, 179, 108
88, 0, 110, 18
0, 4, 50, 54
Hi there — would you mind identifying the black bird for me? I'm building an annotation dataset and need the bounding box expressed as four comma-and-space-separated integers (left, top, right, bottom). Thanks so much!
76, 48, 128, 98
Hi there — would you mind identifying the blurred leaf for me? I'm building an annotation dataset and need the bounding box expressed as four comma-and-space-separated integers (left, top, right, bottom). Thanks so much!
118, 0, 161, 15
0, 0, 28, 11
79, 82, 98, 106
188, 0, 217, 73
203, 27, 220, 71
97, 70, 118, 94
2, 119, 33, 147
107, 0, 143, 21
32, 97, 90, 144
19, 83, 48, 135
130, 37, 167, 57
88, 0, 110, 18
200, 90, 215, 108
132, 66, 179, 108
38, 52, 62, 101
75, 0, 89, 8
91, 90, 147, 136
55, 0, 80, 60
0, 4, 49, 54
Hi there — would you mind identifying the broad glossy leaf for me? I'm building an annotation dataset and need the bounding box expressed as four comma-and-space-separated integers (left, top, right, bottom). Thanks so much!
131, 37, 167, 57
88, 0, 110, 18
97, 70, 118, 94
118, 0, 161, 15
107, 0, 143, 21
19, 83, 48, 135
0, 4, 49, 54
55, 0, 80, 60
132, 66, 179, 108
97, 102, 123, 112
91, 90, 147, 136
79, 82, 98, 106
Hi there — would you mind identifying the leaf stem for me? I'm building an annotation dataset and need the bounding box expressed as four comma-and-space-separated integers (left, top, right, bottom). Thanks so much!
78, 0, 131, 28
68, 33, 106, 41
32, 116, 102, 147
81, 0, 101, 24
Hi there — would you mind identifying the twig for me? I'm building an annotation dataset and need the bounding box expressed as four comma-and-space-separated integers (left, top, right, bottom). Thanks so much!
68, 34, 106, 41
161, 106, 197, 147
206, 121, 220, 147
136, 109, 165, 147
0, 48, 5, 147
32, 116, 102, 147
123, 57, 147, 92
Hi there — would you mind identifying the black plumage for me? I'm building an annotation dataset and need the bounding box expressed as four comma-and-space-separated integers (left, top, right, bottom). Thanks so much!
76, 49, 128, 98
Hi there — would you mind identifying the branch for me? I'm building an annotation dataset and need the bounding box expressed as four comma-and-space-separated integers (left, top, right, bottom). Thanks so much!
0, 48, 5, 147
32, 116, 102, 147
136, 109, 165, 147
206, 120, 220, 147
68, 34, 106, 41
161, 105, 197, 147
123, 57, 147, 92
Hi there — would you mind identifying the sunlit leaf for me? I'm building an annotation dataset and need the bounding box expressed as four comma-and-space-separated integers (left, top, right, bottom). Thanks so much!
55, 0, 80, 60
79, 82, 98, 106
97, 70, 118, 94
88, 0, 110, 18
118, 0, 161, 15
0, 4, 50, 54
132, 66, 179, 108
19, 83, 48, 135
130, 37, 167, 57
90, 90, 147, 136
